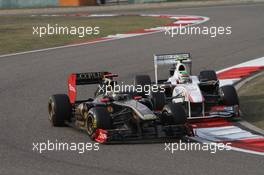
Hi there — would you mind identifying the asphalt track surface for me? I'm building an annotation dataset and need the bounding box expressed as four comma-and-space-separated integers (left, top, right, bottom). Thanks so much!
1, 3, 264, 175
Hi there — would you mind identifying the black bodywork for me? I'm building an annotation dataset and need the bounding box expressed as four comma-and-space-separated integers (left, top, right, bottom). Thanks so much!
48, 72, 192, 143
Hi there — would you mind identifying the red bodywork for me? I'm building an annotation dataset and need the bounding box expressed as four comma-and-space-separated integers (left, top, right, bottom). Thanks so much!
68, 74, 77, 104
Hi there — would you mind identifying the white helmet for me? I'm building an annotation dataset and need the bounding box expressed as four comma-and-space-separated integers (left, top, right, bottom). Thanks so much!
175, 64, 191, 84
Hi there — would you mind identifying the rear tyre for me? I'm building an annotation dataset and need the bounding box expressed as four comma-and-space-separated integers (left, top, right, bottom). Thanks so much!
134, 75, 151, 97
86, 107, 112, 138
199, 70, 217, 82
161, 103, 186, 125
48, 94, 72, 127
220, 85, 239, 106
199, 70, 219, 94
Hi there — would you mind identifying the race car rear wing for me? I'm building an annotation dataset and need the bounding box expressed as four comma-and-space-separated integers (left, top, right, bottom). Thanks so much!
68, 72, 117, 104
154, 53, 192, 84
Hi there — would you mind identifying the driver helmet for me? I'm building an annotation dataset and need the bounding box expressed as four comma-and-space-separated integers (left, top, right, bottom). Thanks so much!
178, 71, 191, 84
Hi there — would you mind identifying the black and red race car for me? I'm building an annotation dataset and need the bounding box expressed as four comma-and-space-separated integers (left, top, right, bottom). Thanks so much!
48, 72, 193, 143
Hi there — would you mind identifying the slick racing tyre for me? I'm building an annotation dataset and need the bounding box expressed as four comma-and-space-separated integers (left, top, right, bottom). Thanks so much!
220, 85, 239, 106
161, 103, 187, 125
151, 91, 166, 111
199, 70, 219, 94
48, 94, 72, 126
199, 70, 218, 82
86, 107, 112, 138
134, 75, 151, 97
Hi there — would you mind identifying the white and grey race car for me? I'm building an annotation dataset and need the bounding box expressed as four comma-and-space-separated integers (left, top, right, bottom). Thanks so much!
134, 53, 240, 119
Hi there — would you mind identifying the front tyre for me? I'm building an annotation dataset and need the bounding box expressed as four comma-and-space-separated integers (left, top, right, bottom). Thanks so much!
48, 94, 72, 127
220, 85, 239, 106
86, 107, 112, 138
161, 103, 187, 125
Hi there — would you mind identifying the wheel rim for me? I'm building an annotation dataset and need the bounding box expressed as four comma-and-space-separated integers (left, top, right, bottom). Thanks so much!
161, 111, 169, 125
48, 100, 55, 122
86, 116, 94, 136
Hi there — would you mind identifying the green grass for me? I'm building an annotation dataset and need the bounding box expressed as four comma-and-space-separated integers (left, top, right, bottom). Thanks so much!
238, 74, 264, 129
0, 15, 174, 55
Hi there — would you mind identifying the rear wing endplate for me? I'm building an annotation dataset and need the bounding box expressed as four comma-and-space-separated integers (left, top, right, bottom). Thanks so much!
68, 72, 116, 104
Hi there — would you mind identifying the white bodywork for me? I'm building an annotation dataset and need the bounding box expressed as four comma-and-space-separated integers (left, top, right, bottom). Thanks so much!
153, 53, 205, 118
169, 67, 205, 118
153, 53, 237, 119
172, 83, 204, 103
153, 53, 203, 103
172, 80, 205, 118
